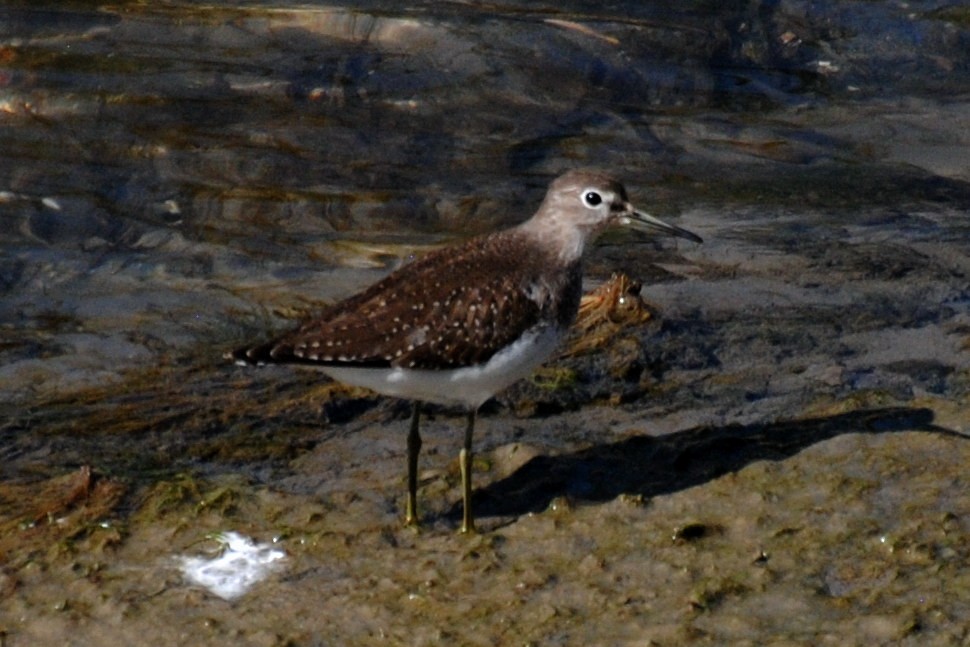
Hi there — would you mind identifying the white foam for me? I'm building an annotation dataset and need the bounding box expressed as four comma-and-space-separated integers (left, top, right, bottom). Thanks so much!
176, 532, 286, 600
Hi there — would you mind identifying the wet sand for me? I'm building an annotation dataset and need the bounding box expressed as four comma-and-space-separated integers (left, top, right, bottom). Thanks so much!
3, 199, 969, 645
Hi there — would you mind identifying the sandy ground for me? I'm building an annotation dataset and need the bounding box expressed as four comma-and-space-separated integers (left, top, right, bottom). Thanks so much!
3, 198, 969, 646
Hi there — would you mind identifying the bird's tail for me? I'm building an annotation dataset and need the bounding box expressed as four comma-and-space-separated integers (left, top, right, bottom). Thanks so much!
224, 340, 279, 366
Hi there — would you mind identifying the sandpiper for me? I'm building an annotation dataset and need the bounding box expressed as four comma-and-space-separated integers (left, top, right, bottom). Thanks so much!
230, 169, 701, 532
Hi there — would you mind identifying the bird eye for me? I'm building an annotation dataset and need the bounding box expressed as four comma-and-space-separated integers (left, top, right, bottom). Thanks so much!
583, 191, 602, 207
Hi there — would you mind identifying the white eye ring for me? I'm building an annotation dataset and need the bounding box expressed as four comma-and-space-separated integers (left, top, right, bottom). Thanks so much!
583, 190, 603, 208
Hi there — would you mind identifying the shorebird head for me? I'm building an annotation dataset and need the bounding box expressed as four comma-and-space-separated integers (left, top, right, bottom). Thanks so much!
533, 169, 702, 261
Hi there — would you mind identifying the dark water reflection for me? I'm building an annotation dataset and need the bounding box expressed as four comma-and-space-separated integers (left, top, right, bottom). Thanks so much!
0, 1, 968, 399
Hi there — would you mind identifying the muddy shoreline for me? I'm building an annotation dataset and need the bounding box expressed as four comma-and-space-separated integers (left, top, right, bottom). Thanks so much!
4, 198, 969, 644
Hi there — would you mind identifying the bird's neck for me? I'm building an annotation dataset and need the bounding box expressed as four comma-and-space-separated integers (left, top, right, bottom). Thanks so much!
517, 215, 589, 265
502, 218, 585, 330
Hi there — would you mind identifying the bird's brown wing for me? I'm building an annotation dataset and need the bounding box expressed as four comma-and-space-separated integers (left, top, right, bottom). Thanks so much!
232, 232, 554, 370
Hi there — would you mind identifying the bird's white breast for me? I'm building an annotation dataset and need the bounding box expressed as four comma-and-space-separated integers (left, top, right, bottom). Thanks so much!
319, 325, 564, 409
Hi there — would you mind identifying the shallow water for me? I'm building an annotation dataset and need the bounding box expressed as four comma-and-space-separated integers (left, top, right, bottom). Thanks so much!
1, 2, 969, 645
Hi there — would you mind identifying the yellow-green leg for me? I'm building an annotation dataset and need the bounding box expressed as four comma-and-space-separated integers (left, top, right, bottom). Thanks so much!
459, 410, 476, 534
405, 403, 421, 527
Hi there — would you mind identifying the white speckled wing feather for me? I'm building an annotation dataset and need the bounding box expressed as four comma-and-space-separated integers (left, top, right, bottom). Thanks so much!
238, 226, 582, 371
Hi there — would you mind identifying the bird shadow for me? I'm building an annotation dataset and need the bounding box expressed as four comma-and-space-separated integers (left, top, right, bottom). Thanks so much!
451, 406, 957, 521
